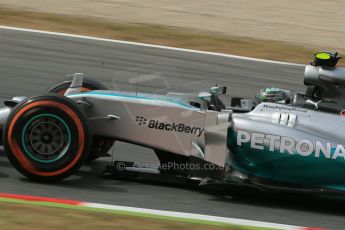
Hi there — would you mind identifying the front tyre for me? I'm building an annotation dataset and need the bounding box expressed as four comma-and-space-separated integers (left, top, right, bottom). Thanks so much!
48, 79, 114, 161
3, 95, 91, 182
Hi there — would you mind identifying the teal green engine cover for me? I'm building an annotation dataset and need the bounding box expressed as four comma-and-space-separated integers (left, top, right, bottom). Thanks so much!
226, 106, 345, 192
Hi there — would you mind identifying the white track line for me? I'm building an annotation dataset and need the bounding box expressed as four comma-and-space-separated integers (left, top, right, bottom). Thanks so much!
83, 202, 305, 230
0, 25, 304, 67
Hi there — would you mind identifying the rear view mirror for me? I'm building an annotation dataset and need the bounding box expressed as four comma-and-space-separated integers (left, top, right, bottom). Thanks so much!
210, 86, 227, 95
198, 92, 211, 101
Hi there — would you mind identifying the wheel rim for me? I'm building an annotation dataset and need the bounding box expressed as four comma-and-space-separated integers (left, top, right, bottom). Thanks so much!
21, 114, 72, 163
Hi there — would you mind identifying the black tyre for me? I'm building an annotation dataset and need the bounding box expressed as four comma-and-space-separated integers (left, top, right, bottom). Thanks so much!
3, 95, 91, 182
48, 79, 114, 161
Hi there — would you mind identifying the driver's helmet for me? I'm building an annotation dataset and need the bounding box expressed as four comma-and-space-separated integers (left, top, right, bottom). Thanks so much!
255, 87, 290, 104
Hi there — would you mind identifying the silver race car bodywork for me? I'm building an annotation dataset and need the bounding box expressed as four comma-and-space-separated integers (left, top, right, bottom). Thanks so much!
68, 89, 230, 168
1, 52, 345, 195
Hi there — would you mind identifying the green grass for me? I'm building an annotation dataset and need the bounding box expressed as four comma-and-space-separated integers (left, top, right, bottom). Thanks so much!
0, 197, 277, 230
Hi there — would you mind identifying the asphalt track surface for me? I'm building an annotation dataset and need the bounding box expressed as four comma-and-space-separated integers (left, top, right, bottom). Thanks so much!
0, 28, 344, 229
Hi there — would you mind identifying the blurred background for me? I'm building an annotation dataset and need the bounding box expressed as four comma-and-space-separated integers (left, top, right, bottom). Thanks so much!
0, 0, 344, 64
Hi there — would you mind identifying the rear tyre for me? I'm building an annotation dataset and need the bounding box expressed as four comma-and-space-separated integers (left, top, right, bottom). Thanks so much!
48, 79, 114, 161
3, 95, 91, 182
47, 78, 107, 95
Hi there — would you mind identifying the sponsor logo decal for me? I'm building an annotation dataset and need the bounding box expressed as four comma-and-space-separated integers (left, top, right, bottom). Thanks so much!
262, 104, 308, 113
135, 116, 204, 137
135, 116, 147, 125
236, 130, 345, 160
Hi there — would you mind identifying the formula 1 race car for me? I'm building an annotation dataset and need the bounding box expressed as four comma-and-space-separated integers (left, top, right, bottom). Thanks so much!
1, 51, 345, 197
